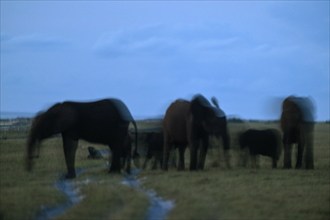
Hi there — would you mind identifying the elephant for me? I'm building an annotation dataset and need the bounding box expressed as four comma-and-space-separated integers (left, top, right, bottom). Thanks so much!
143, 132, 164, 170
120, 133, 136, 173
280, 96, 315, 169
26, 98, 139, 178
239, 129, 282, 168
163, 94, 230, 171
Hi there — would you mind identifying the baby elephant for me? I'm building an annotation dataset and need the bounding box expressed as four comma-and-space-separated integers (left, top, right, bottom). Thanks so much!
143, 132, 164, 170
239, 129, 282, 168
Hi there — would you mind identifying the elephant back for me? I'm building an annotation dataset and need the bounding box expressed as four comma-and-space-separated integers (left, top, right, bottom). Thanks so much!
109, 98, 135, 123
282, 96, 315, 124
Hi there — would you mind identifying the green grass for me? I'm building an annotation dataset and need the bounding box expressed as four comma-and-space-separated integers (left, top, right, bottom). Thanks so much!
0, 138, 149, 220
141, 169, 329, 220
141, 122, 330, 220
0, 122, 329, 220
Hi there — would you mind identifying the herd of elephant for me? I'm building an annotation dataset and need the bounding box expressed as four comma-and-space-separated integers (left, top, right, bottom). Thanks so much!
25, 94, 315, 179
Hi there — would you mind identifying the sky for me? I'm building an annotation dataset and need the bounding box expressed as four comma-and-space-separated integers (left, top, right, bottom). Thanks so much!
1, 1, 329, 121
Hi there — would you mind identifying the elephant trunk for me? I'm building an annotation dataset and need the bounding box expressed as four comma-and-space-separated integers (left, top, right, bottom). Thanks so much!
25, 118, 42, 172
26, 136, 39, 171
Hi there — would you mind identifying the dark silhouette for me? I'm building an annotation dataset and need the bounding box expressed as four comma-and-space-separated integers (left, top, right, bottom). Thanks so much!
280, 96, 315, 169
143, 132, 164, 170
87, 146, 102, 159
26, 98, 138, 178
163, 94, 230, 171
239, 129, 282, 168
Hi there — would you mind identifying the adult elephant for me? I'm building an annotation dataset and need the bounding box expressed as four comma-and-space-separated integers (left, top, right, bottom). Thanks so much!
26, 98, 139, 178
163, 94, 230, 171
280, 96, 315, 169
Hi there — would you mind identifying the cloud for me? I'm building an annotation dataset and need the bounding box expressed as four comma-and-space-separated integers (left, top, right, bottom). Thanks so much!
92, 24, 239, 58
1, 33, 71, 52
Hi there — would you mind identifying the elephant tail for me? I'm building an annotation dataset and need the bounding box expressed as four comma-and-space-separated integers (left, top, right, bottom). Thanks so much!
131, 120, 139, 158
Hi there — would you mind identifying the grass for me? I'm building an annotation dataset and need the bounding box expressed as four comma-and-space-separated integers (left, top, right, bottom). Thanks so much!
141, 122, 330, 220
141, 169, 329, 220
0, 121, 329, 220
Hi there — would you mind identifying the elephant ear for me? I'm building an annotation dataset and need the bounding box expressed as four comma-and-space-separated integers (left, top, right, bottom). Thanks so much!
212, 107, 226, 118
190, 94, 214, 120
211, 97, 219, 108
288, 96, 315, 122
211, 97, 226, 118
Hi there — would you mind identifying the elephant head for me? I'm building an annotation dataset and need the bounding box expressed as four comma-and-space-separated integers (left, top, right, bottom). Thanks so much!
26, 104, 76, 172
190, 95, 227, 136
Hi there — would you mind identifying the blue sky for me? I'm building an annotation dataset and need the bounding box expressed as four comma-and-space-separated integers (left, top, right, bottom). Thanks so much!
1, 1, 329, 121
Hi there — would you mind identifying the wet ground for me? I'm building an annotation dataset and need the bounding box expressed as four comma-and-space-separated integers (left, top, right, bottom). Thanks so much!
35, 167, 174, 220
35, 170, 85, 220
122, 169, 174, 220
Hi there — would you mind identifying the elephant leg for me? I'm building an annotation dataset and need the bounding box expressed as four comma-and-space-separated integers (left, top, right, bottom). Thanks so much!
224, 149, 231, 169
125, 152, 131, 174
170, 149, 177, 168
143, 157, 149, 169
159, 155, 163, 169
222, 131, 230, 151
109, 146, 121, 173
198, 137, 209, 170
304, 130, 314, 169
190, 141, 199, 171
178, 146, 186, 171
163, 135, 171, 171
272, 157, 277, 168
296, 142, 304, 169
256, 155, 260, 168
151, 157, 158, 170
250, 153, 257, 169
283, 143, 292, 169
157, 151, 163, 169
62, 135, 78, 179
240, 148, 248, 167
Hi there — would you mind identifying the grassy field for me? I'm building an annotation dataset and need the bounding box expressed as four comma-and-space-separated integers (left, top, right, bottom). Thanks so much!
0, 121, 329, 220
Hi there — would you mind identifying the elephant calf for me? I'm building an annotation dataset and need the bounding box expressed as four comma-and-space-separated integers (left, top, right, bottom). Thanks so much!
143, 132, 164, 169
239, 129, 282, 168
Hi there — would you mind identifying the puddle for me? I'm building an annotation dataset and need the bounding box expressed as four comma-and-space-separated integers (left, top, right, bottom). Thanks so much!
122, 169, 175, 220
145, 190, 175, 220
35, 169, 85, 220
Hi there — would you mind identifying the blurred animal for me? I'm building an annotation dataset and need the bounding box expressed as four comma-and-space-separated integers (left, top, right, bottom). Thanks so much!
87, 146, 102, 159
280, 96, 315, 169
143, 132, 164, 169
121, 133, 140, 173
163, 94, 230, 171
239, 129, 282, 168
26, 98, 139, 178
